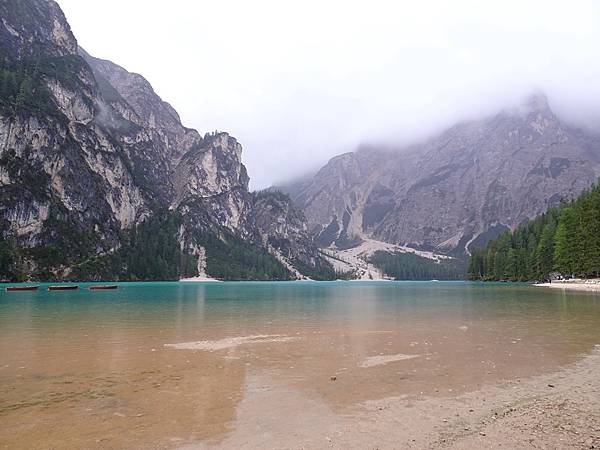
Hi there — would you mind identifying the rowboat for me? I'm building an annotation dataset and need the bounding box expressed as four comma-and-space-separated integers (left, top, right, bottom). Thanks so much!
6, 286, 39, 292
89, 285, 118, 290
48, 285, 79, 291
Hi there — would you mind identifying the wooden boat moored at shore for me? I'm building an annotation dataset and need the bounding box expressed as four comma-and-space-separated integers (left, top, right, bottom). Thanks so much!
6, 286, 39, 292
89, 285, 118, 290
48, 285, 79, 291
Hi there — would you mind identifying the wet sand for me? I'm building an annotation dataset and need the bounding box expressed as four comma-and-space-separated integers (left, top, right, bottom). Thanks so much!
1, 322, 599, 449
188, 347, 600, 449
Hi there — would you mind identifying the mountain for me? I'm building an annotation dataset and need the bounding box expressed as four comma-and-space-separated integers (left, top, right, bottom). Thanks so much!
0, 0, 332, 281
283, 95, 600, 256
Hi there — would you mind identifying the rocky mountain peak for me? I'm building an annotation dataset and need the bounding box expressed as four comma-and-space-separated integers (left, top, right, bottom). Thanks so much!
282, 92, 600, 255
525, 92, 551, 114
81, 49, 184, 132
0, 0, 77, 60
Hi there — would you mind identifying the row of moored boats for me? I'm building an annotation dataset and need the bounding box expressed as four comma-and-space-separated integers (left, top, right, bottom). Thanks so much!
5, 285, 118, 292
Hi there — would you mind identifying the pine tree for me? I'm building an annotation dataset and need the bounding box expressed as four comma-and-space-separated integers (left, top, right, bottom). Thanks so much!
554, 207, 576, 276
536, 221, 556, 279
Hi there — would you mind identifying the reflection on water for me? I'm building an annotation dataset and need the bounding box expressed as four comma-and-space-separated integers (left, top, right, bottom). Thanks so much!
1, 281, 600, 449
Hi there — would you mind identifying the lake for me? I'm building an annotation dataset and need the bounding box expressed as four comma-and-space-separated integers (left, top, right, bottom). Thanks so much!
1, 281, 600, 449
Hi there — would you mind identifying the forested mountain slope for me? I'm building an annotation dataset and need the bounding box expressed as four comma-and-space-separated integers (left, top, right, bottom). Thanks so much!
468, 183, 600, 281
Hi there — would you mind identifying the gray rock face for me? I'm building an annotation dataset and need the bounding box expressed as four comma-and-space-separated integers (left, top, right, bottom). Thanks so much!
285, 95, 600, 254
252, 190, 321, 268
0, 0, 329, 279
0, 0, 77, 60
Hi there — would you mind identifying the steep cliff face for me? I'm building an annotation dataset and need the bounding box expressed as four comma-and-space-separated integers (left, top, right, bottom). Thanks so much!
173, 133, 256, 239
81, 51, 259, 242
0, 1, 144, 277
251, 190, 336, 279
285, 95, 600, 255
0, 0, 330, 280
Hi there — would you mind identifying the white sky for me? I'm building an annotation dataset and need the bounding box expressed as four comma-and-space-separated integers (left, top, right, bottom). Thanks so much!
57, 0, 600, 189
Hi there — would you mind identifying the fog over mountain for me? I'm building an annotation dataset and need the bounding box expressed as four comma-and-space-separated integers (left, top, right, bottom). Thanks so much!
56, 0, 600, 189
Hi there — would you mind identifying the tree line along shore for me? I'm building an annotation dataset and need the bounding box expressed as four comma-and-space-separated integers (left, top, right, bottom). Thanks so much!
468, 182, 600, 282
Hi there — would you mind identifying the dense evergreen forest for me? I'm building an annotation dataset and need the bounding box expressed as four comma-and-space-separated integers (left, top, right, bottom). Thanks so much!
370, 251, 467, 280
291, 258, 344, 281
194, 231, 292, 281
468, 183, 600, 281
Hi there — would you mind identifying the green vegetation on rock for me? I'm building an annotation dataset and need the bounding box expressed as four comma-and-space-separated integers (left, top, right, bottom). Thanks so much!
0, 54, 91, 119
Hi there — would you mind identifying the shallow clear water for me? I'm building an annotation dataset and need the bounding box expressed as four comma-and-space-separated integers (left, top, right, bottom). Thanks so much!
3, 280, 600, 331
2, 281, 600, 448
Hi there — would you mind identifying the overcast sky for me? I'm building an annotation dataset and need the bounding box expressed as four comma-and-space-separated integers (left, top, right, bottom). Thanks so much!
58, 0, 600, 189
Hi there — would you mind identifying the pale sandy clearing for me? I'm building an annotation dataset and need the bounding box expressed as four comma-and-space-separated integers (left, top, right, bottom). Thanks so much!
179, 276, 221, 282
322, 238, 451, 280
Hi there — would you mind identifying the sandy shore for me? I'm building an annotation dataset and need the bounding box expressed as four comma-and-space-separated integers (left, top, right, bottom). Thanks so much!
187, 347, 600, 449
537, 281, 600, 292
179, 276, 221, 282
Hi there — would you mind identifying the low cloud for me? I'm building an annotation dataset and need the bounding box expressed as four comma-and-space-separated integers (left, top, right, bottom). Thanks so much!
58, 0, 600, 188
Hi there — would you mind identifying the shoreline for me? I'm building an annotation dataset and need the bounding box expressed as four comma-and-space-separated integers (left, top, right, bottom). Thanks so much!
536, 280, 600, 292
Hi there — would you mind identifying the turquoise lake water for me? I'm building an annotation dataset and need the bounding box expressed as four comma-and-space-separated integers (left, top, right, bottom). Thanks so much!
3, 280, 600, 372
2, 280, 600, 330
